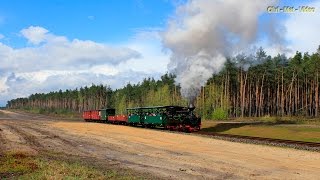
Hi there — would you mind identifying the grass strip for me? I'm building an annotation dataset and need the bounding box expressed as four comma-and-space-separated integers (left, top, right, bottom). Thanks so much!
0, 151, 142, 179
201, 121, 320, 143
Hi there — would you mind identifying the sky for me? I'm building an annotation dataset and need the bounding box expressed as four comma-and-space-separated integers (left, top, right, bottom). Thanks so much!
0, 0, 319, 106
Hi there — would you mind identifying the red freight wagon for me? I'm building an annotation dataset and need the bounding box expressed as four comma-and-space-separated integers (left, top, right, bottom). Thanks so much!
83, 111, 91, 120
108, 115, 116, 123
115, 115, 128, 123
90, 110, 100, 120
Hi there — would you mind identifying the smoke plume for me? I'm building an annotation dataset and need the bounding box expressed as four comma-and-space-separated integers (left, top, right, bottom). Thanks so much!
162, 0, 278, 103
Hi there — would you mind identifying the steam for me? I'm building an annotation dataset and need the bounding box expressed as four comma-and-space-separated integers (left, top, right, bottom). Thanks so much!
162, 0, 278, 103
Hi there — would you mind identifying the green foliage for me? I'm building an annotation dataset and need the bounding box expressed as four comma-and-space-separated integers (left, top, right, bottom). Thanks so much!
211, 108, 228, 120
19, 107, 79, 118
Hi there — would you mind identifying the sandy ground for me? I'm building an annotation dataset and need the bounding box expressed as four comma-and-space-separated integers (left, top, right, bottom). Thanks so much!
0, 110, 319, 179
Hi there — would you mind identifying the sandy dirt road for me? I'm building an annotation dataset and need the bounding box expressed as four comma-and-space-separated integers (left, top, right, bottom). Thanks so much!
0, 110, 319, 179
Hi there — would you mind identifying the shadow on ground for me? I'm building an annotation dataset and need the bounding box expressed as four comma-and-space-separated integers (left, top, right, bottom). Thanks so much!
200, 123, 253, 133
200, 120, 298, 133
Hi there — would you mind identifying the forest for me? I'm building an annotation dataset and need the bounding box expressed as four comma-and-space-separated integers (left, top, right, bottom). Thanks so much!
7, 47, 320, 119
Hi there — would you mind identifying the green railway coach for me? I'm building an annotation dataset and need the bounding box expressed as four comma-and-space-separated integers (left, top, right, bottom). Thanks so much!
127, 106, 167, 126
127, 108, 141, 125
142, 106, 167, 127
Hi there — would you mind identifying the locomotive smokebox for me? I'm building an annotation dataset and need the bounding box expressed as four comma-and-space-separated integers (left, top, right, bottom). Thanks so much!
188, 103, 195, 111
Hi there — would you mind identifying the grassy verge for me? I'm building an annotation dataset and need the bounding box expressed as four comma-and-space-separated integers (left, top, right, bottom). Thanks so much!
12, 107, 81, 119
0, 151, 141, 179
222, 125, 320, 142
201, 120, 320, 142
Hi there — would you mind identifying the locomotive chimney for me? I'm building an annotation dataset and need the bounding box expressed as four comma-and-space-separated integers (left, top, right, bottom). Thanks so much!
188, 101, 195, 111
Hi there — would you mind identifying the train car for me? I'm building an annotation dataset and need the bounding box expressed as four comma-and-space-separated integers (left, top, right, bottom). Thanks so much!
90, 110, 100, 121
115, 115, 128, 124
108, 114, 127, 124
142, 106, 167, 127
127, 107, 165, 126
107, 115, 116, 123
127, 108, 141, 125
100, 108, 116, 122
82, 110, 91, 121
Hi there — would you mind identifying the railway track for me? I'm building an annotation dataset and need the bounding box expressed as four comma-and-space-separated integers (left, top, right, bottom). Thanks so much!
196, 131, 320, 151
83, 121, 320, 151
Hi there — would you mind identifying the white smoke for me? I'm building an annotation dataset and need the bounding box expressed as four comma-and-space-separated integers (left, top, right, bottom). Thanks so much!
162, 0, 278, 103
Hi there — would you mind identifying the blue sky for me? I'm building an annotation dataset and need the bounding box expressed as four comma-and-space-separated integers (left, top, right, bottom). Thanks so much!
0, 0, 176, 46
0, 0, 319, 106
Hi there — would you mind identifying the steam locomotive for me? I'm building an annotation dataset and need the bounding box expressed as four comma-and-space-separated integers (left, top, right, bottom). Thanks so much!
83, 105, 201, 132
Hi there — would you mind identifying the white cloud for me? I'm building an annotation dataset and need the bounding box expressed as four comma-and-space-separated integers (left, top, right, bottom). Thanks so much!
238, 1, 320, 57
0, 26, 169, 106
284, 1, 320, 54
0, 27, 141, 74
0, 34, 4, 39
0, 76, 8, 93
121, 28, 170, 74
20, 26, 49, 45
